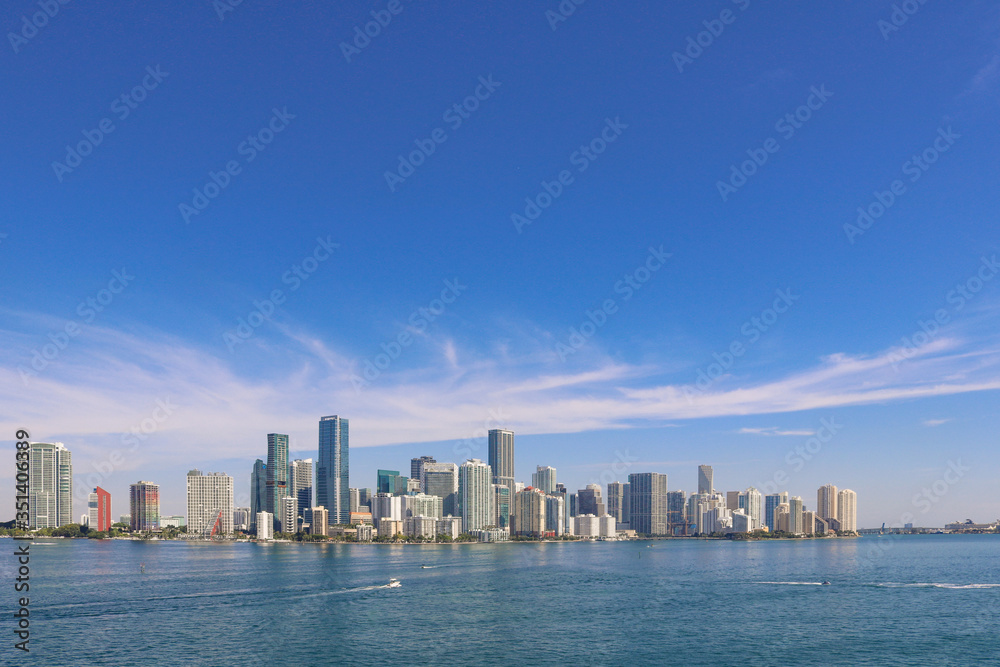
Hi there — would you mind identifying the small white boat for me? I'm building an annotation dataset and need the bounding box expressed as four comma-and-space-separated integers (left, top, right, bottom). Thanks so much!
388, 578, 401, 588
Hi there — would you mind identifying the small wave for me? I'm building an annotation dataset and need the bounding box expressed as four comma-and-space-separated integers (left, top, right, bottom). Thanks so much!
877, 582, 1000, 589
755, 581, 826, 586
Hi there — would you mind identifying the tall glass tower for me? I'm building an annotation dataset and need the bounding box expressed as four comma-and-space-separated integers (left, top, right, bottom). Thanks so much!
250, 459, 266, 532
317, 415, 349, 525
697, 465, 714, 495
487, 429, 514, 492
266, 434, 289, 516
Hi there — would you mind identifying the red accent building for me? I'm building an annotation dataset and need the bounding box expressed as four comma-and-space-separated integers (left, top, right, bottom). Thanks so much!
94, 486, 112, 532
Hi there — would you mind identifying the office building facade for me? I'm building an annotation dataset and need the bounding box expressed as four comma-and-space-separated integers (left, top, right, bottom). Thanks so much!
459, 459, 493, 533
29, 442, 73, 529
317, 415, 349, 525
186, 470, 234, 536
837, 489, 857, 532
487, 429, 514, 492
628, 472, 669, 535
531, 466, 556, 494
266, 433, 289, 517
129, 481, 160, 532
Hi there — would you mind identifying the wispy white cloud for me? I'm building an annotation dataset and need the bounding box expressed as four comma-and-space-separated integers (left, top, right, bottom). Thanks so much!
738, 427, 816, 437
922, 418, 951, 427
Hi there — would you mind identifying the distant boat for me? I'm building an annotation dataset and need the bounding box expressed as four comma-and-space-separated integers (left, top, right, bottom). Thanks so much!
420, 565, 431, 569
388, 578, 401, 588
822, 581, 831, 585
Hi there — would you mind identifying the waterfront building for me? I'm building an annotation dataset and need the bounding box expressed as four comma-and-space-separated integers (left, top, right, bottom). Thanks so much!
817, 484, 838, 522
698, 465, 714, 495
667, 490, 686, 535
775, 502, 790, 532
764, 492, 789, 532
402, 493, 443, 520
423, 462, 459, 516
119, 514, 131, 525
186, 470, 234, 536
607, 481, 626, 524
494, 484, 511, 529
531, 466, 557, 494
130, 481, 160, 532
627, 472, 668, 535
578, 484, 606, 517
256, 511, 273, 540
28, 442, 73, 529
354, 524, 374, 541
487, 429, 515, 492
88, 486, 112, 532
574, 514, 600, 538
404, 515, 437, 539
350, 511, 373, 525
458, 459, 493, 533
265, 433, 289, 517
279, 495, 298, 533
317, 415, 350, 525
472, 527, 509, 542
378, 518, 403, 539
599, 514, 617, 538
739, 487, 763, 530
788, 496, 804, 534
545, 493, 565, 537
512, 487, 546, 537
372, 493, 402, 525
731, 509, 752, 533
437, 516, 462, 539
159, 515, 185, 528
233, 507, 251, 531
802, 510, 817, 535
837, 489, 857, 532
703, 506, 732, 534
288, 458, 313, 525
250, 459, 266, 533
814, 515, 830, 534
311, 506, 329, 536
411, 456, 436, 487
80, 514, 89, 527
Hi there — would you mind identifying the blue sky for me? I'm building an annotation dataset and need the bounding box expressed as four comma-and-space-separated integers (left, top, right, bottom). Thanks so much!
2, 1, 999, 527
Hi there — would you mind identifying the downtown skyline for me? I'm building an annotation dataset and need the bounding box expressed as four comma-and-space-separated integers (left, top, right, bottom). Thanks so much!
2, 2, 999, 529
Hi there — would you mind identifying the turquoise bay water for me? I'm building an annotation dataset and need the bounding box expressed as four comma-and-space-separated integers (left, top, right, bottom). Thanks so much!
9, 535, 999, 666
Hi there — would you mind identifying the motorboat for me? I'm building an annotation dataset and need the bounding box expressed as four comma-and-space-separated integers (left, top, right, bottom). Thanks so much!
388, 578, 401, 588
821, 581, 831, 585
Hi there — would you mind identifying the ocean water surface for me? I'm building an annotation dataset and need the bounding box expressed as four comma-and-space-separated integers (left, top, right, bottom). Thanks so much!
10, 534, 999, 666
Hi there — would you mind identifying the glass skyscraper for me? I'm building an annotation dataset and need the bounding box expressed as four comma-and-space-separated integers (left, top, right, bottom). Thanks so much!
250, 459, 266, 533
697, 465, 714, 495
627, 472, 668, 536
487, 429, 514, 492
317, 415, 349, 525
29, 442, 73, 529
266, 433, 289, 518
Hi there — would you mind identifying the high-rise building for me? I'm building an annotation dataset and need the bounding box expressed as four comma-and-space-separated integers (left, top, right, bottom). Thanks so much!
371, 493, 402, 525
266, 434, 289, 517
423, 462, 459, 516
628, 473, 668, 535
512, 487, 546, 537
667, 490, 686, 535
788, 496, 804, 534
288, 458, 313, 524
487, 429, 514, 492
129, 481, 160, 532
764, 491, 789, 531
578, 484, 605, 517
233, 507, 251, 531
278, 495, 298, 533
545, 493, 564, 537
311, 507, 329, 536
802, 510, 817, 535
837, 489, 857, 532
88, 486, 112, 532
256, 511, 273, 539
697, 465, 714, 495
739, 487, 763, 530
186, 470, 234, 536
411, 456, 436, 486
726, 491, 740, 511
458, 459, 493, 533
817, 484, 838, 521
28, 442, 73, 529
493, 484, 511, 529
317, 415, 349, 525
401, 493, 443, 520
531, 466, 557, 494
376, 469, 406, 495
607, 481, 627, 523
250, 459, 266, 533
774, 502, 790, 532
